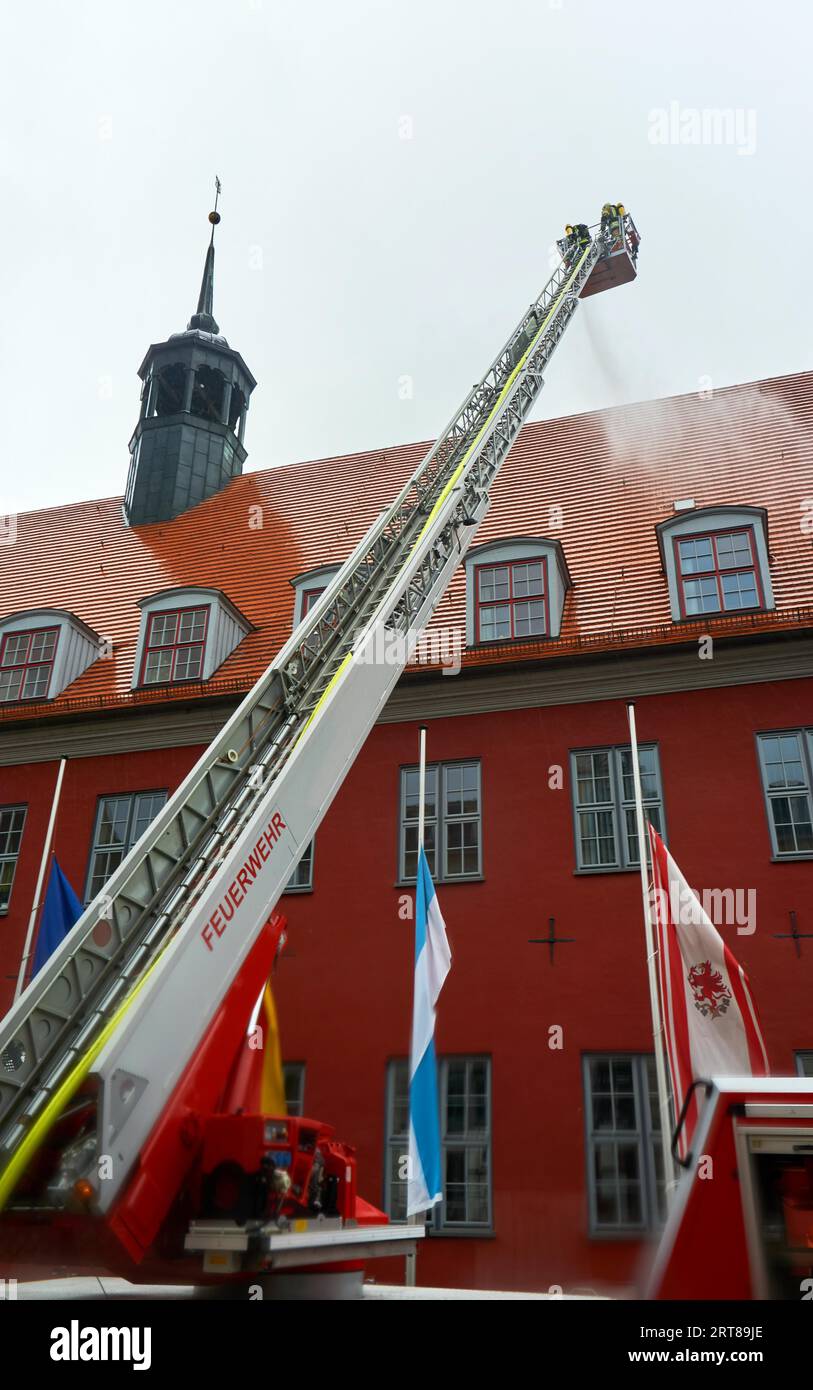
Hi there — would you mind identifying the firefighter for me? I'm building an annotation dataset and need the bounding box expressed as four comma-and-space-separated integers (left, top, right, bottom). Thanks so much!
601, 203, 622, 241
612, 204, 639, 260
563, 222, 590, 269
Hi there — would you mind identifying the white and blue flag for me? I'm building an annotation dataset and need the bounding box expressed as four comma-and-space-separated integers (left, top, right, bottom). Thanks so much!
408, 846, 452, 1216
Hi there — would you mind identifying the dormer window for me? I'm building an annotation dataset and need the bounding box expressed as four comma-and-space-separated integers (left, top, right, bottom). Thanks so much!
0, 626, 59, 702
675, 528, 763, 617
476, 559, 548, 641
133, 588, 250, 689
656, 506, 773, 622
141, 607, 209, 685
0, 609, 101, 704
464, 537, 571, 645
290, 565, 341, 630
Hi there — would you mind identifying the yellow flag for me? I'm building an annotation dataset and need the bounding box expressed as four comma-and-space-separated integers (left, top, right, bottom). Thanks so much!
260, 980, 287, 1115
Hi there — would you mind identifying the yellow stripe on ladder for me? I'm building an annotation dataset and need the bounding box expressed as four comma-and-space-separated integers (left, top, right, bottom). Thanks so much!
0, 950, 168, 1211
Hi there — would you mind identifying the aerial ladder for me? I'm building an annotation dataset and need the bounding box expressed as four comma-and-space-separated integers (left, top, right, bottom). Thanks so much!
0, 210, 640, 1286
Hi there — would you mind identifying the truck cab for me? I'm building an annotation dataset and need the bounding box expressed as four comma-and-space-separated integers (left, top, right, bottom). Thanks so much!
647, 1077, 813, 1300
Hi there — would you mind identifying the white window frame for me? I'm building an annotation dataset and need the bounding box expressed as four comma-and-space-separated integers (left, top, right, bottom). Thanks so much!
571, 744, 665, 872
398, 760, 482, 883
0, 804, 27, 913
384, 1056, 493, 1233
583, 1053, 668, 1237
284, 839, 314, 892
756, 729, 813, 860
85, 790, 168, 902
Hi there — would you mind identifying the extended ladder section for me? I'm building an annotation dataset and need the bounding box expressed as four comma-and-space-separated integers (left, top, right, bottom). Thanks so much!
0, 217, 628, 1219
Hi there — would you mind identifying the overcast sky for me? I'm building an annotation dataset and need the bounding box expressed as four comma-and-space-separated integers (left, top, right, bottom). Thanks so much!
2, 0, 811, 515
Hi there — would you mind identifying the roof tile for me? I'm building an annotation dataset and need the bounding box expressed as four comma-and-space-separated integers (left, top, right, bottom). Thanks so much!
1, 371, 811, 722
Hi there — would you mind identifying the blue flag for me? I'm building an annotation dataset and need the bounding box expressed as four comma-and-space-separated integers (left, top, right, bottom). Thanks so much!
33, 858, 83, 976
408, 847, 452, 1215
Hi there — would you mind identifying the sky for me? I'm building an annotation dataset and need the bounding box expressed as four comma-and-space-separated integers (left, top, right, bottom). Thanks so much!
1, 0, 811, 515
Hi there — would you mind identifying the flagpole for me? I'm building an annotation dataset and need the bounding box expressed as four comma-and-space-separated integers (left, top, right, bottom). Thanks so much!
15, 756, 67, 1001
626, 705, 676, 1199
417, 724, 427, 855
405, 724, 428, 1288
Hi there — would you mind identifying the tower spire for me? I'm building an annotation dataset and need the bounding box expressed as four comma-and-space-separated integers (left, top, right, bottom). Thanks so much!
125, 178, 256, 526
188, 177, 222, 334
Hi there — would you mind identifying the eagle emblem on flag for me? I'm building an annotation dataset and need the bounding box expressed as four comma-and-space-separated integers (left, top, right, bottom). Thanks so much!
688, 961, 732, 1020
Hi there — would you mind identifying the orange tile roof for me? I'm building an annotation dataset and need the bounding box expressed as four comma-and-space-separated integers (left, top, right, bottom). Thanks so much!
1, 370, 812, 724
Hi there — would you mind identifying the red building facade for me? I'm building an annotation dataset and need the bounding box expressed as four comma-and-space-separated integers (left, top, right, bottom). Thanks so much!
1, 367, 812, 1293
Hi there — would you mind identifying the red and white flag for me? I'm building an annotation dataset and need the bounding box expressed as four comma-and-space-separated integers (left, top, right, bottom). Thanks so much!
648, 825, 769, 1156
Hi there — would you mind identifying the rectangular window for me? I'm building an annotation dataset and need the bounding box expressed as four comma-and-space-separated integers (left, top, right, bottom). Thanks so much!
283, 1062, 306, 1116
399, 761, 481, 882
475, 558, 549, 642
285, 840, 314, 892
674, 528, 763, 618
0, 627, 59, 702
300, 585, 339, 630
571, 744, 664, 871
795, 1053, 813, 1078
301, 588, 325, 617
141, 607, 208, 685
584, 1054, 669, 1235
757, 731, 813, 857
85, 791, 168, 901
0, 805, 26, 911
385, 1056, 492, 1231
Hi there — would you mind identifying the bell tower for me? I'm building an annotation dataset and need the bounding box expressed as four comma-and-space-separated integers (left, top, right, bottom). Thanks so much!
124, 183, 257, 526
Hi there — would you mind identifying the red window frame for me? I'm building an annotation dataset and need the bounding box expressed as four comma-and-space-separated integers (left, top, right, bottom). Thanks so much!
139, 606, 210, 686
474, 557, 550, 643
301, 588, 325, 617
301, 585, 341, 629
673, 527, 764, 620
0, 626, 59, 703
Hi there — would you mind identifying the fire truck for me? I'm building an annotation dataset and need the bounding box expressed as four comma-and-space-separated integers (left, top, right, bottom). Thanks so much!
648, 1077, 813, 1301
0, 209, 641, 1294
